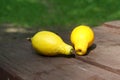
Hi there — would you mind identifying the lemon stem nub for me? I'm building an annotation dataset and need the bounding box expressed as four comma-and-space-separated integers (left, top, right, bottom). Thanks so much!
74, 42, 88, 56
76, 49, 83, 56
70, 48, 74, 53
60, 44, 74, 55
26, 37, 31, 42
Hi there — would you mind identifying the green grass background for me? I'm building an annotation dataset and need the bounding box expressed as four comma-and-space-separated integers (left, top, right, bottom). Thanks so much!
0, 0, 120, 29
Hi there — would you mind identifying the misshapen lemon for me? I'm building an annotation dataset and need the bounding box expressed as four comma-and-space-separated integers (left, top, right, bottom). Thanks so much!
31, 31, 73, 56
70, 25, 94, 56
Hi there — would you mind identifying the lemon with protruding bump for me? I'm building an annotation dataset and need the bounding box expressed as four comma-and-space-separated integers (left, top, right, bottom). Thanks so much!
31, 31, 73, 56
70, 25, 94, 56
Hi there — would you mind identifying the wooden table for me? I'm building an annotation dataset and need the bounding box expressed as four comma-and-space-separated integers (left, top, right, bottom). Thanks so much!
0, 21, 120, 80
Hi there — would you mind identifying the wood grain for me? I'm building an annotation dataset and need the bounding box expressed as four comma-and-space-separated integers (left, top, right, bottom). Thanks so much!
0, 21, 120, 80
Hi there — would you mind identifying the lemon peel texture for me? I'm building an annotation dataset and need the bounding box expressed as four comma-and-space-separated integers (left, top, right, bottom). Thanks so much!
31, 31, 73, 56
70, 25, 94, 56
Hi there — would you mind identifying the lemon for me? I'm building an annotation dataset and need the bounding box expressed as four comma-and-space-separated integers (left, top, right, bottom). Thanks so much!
70, 25, 94, 56
31, 31, 73, 56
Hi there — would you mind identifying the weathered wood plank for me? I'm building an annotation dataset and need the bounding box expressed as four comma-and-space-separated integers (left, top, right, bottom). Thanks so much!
0, 39, 120, 80
103, 20, 120, 29
0, 21, 120, 80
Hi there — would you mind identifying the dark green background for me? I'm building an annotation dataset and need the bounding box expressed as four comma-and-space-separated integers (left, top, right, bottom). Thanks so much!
0, 0, 120, 29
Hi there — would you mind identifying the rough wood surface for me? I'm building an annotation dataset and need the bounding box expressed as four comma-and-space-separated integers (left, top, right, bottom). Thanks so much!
0, 21, 120, 80
77, 21, 120, 75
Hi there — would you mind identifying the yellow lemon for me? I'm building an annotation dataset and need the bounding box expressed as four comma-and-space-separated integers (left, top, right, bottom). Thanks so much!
31, 31, 73, 56
70, 25, 94, 56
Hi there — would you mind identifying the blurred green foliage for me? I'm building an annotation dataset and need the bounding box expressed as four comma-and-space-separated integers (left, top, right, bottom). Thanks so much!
0, 0, 120, 28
